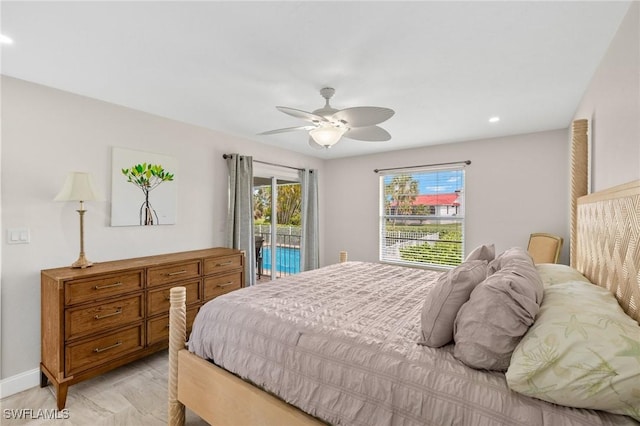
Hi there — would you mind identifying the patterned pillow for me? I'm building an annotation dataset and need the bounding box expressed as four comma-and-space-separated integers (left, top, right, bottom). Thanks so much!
419, 260, 488, 348
506, 281, 640, 421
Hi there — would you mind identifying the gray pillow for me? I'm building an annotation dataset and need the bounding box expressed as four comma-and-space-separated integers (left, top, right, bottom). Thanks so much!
453, 257, 543, 371
487, 246, 532, 275
464, 244, 495, 262
419, 260, 488, 348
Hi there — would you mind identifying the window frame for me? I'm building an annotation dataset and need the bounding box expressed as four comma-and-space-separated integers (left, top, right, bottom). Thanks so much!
378, 166, 466, 270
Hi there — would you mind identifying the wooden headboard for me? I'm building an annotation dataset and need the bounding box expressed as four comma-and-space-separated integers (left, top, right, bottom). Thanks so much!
575, 179, 640, 323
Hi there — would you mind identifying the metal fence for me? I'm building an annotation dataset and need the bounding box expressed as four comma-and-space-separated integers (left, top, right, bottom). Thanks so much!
255, 225, 301, 279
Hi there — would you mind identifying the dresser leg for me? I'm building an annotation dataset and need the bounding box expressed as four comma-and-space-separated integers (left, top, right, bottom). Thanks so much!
56, 383, 68, 410
40, 364, 71, 409
39, 369, 49, 387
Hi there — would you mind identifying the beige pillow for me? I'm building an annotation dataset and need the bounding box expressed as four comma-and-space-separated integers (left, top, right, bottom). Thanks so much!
535, 263, 591, 287
419, 260, 488, 348
453, 258, 543, 371
464, 244, 495, 262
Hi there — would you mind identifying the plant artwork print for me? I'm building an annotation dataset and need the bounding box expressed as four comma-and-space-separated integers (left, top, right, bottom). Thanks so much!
111, 147, 177, 227
121, 164, 174, 225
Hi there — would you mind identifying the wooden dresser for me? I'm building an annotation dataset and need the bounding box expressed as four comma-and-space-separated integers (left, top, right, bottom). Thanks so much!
40, 247, 244, 409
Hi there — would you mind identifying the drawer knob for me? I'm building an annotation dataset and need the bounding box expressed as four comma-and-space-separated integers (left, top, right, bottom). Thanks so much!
216, 261, 233, 267
94, 308, 123, 320
94, 282, 123, 290
217, 281, 234, 288
93, 341, 122, 353
166, 270, 187, 276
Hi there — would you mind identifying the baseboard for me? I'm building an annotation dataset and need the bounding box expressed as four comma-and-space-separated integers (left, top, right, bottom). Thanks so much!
0, 368, 40, 399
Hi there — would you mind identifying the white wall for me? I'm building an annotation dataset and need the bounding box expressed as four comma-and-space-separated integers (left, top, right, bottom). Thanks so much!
323, 129, 570, 266
0, 76, 325, 380
573, 1, 640, 191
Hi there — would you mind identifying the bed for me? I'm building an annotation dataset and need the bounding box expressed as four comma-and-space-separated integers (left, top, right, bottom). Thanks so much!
168, 179, 640, 425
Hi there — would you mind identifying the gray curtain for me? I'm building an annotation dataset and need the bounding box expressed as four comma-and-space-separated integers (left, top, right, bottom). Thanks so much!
299, 169, 319, 271
226, 154, 256, 286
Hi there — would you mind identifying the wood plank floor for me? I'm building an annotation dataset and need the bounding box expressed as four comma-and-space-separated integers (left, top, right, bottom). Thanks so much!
0, 350, 208, 425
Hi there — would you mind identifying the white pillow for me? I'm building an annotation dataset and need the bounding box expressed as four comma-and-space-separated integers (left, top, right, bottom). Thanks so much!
506, 280, 640, 421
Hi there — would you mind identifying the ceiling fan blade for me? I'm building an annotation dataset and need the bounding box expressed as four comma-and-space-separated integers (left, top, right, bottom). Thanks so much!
258, 126, 315, 136
343, 126, 391, 142
308, 136, 325, 150
276, 106, 327, 123
332, 107, 394, 127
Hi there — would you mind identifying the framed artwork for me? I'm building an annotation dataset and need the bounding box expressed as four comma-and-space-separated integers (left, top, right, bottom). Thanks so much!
111, 147, 177, 226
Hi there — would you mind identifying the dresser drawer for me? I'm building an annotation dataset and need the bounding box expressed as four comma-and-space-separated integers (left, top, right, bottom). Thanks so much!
65, 294, 144, 341
147, 306, 198, 346
203, 254, 243, 276
204, 272, 243, 301
147, 260, 201, 288
147, 279, 201, 316
66, 324, 144, 376
65, 271, 144, 306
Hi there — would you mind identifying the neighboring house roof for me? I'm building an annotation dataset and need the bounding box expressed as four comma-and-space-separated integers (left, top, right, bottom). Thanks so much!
414, 194, 459, 206
391, 193, 460, 207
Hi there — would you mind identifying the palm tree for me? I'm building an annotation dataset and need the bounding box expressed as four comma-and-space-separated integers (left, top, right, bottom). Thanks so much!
385, 174, 418, 224
253, 186, 271, 221
277, 184, 301, 225
253, 183, 301, 226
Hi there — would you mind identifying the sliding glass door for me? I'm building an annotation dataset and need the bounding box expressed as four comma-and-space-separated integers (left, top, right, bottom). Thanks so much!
253, 173, 302, 281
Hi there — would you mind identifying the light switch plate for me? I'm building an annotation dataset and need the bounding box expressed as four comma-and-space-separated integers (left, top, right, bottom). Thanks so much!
7, 228, 30, 244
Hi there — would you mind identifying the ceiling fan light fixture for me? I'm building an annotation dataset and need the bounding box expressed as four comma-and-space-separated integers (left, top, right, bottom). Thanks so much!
262, 87, 393, 149
309, 126, 346, 148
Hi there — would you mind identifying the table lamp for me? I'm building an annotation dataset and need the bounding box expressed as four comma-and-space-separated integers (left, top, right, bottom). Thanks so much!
55, 172, 100, 268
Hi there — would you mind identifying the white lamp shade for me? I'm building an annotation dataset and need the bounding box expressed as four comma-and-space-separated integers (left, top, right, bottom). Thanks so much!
54, 172, 101, 202
309, 126, 346, 148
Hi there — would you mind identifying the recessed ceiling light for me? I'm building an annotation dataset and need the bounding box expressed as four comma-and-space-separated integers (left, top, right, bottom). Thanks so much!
489, 116, 500, 123
0, 34, 14, 44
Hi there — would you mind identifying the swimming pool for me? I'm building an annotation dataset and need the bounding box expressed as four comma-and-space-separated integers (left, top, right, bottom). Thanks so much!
261, 246, 301, 275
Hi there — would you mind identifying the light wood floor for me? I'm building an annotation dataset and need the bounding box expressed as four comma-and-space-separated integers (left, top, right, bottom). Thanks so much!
0, 350, 208, 425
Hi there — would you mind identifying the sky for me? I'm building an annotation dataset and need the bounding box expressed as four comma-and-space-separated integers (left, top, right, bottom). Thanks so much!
384, 170, 464, 195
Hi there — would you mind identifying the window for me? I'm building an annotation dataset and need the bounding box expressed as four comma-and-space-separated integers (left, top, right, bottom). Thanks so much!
379, 167, 465, 268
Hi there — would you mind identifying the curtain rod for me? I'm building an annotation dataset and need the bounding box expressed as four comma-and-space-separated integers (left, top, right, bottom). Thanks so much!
222, 154, 306, 172
373, 160, 471, 174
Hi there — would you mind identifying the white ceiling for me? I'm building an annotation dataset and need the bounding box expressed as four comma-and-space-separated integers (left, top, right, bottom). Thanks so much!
0, 1, 631, 159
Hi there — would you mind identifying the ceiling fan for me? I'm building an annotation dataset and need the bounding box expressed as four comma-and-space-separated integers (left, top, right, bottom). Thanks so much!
259, 87, 395, 149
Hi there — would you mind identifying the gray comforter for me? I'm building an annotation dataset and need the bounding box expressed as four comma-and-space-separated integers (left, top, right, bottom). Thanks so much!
188, 261, 635, 426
